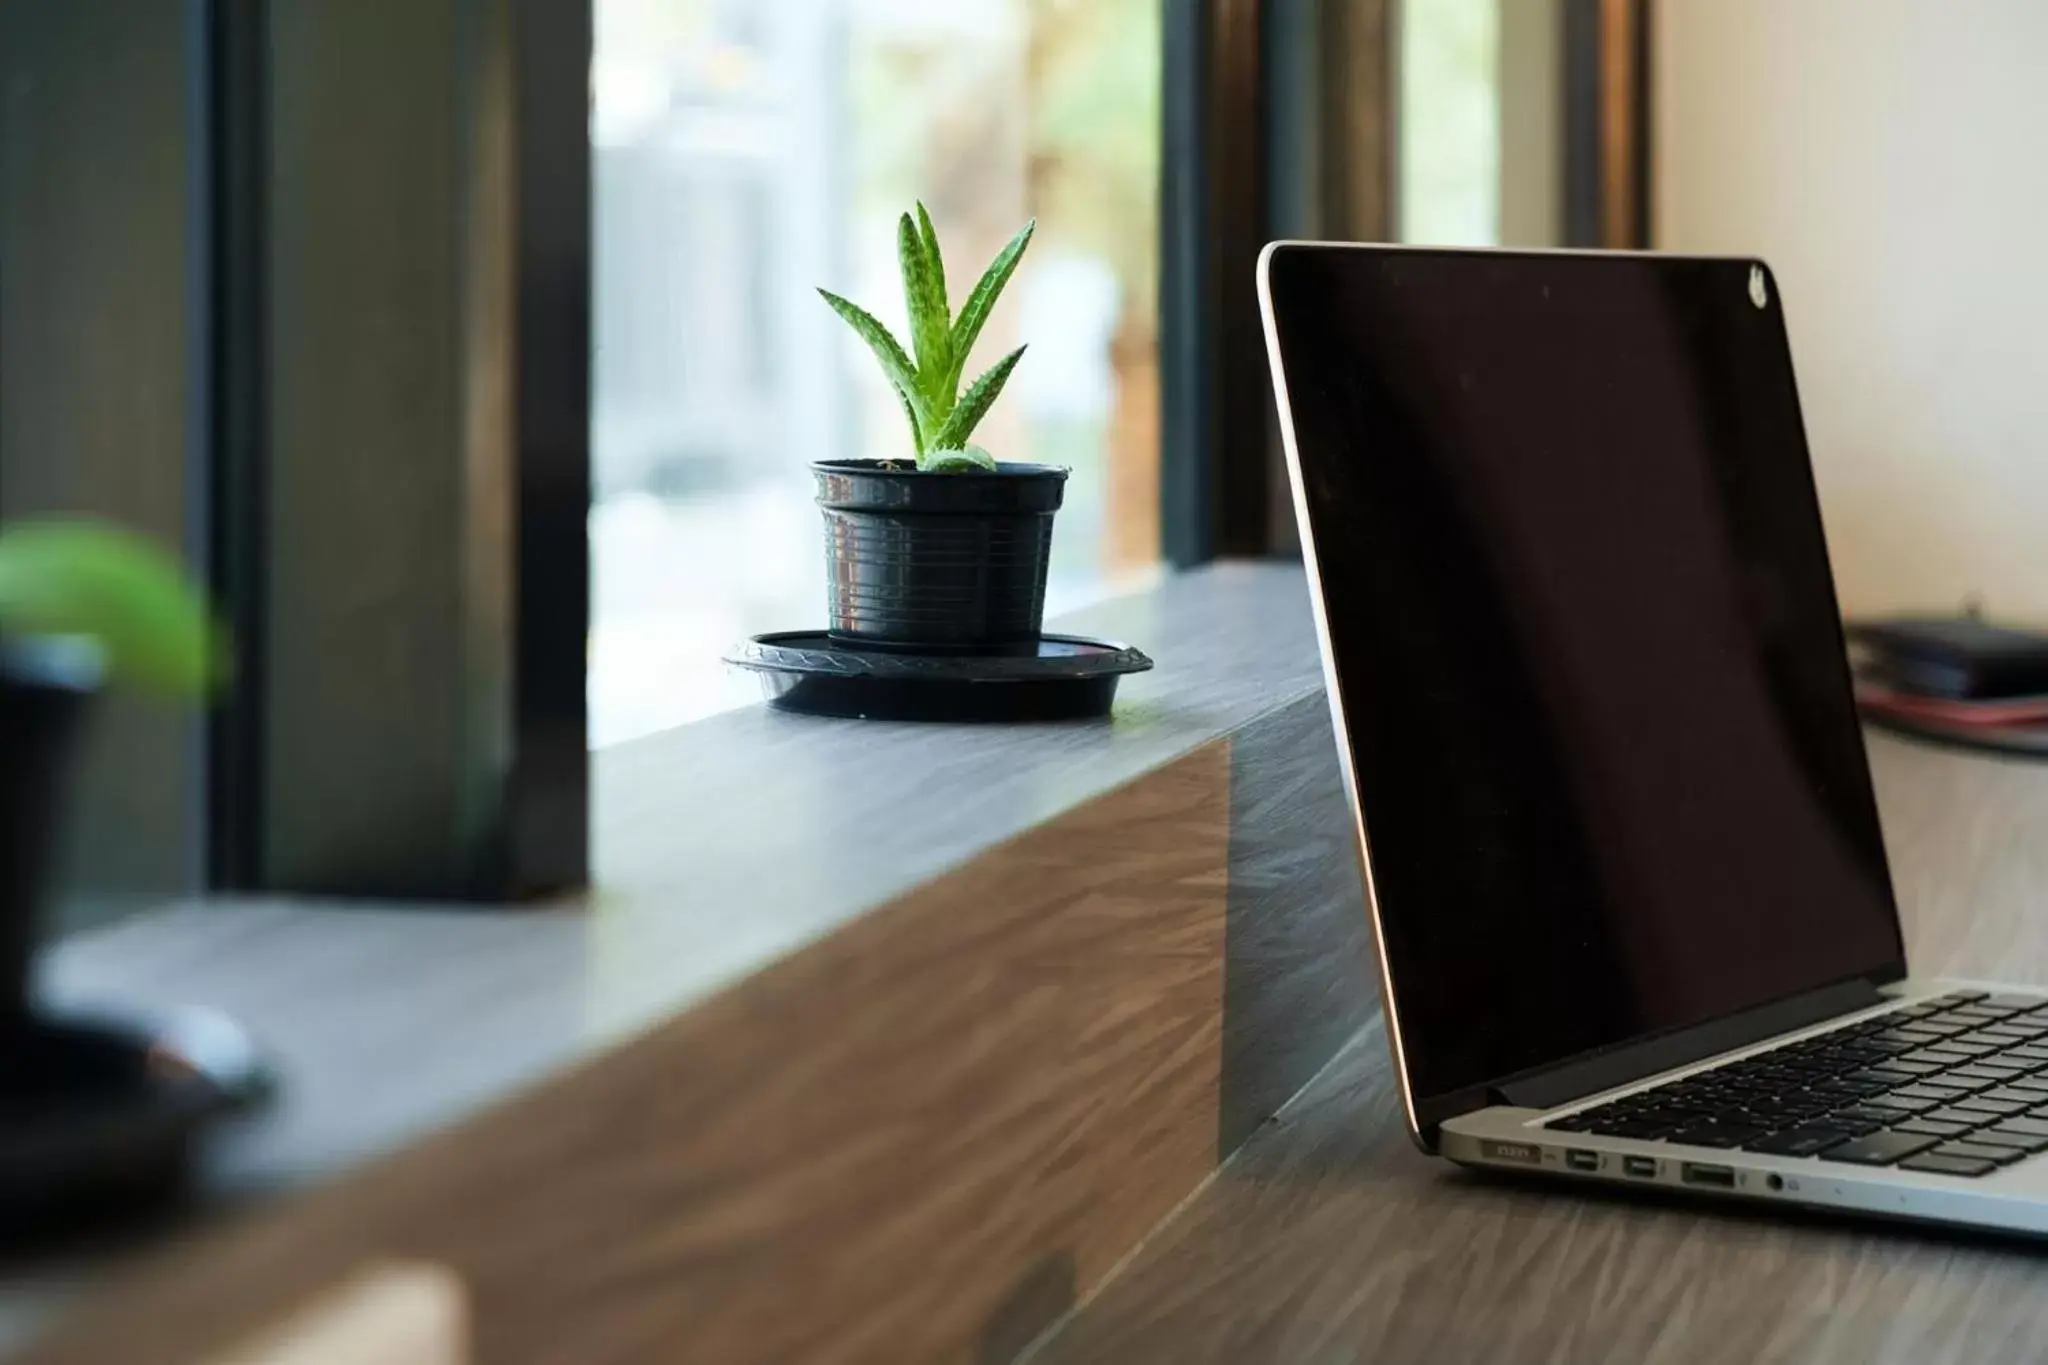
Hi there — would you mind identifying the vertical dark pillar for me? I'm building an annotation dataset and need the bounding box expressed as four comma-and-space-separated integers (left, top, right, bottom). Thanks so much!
257, 0, 588, 898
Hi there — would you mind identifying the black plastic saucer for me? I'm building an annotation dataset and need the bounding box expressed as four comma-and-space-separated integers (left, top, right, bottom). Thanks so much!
726, 631, 1153, 722
0, 1006, 272, 1236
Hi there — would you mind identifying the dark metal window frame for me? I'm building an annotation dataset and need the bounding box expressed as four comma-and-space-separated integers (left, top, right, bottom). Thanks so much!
1564, 0, 1653, 248
1160, 0, 1396, 568
200, 0, 591, 900
1160, 0, 1651, 567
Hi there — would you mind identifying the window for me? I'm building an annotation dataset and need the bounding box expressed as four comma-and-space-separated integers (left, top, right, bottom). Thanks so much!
1398, 0, 1502, 246
589, 0, 1164, 745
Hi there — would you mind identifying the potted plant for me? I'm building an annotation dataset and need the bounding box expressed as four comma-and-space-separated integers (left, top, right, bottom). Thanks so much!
0, 519, 250, 1225
0, 520, 221, 1016
815, 205, 1068, 654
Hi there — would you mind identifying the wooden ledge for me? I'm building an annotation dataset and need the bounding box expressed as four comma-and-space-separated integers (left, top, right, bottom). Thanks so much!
13, 562, 1378, 1364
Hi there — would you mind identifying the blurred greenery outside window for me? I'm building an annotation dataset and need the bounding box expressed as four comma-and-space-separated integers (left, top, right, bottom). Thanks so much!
1400, 0, 1501, 246
590, 0, 1163, 745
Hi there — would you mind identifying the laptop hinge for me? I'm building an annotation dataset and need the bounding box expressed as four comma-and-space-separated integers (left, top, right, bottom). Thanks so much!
1490, 977, 1891, 1114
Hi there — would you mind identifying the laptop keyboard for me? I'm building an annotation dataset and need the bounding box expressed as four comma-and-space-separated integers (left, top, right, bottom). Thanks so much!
1543, 990, 2048, 1178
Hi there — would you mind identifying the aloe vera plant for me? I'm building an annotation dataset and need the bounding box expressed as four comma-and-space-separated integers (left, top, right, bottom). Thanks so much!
818, 204, 1035, 473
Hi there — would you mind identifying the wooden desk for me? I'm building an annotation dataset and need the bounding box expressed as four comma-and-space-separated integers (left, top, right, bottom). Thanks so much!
1031, 733, 2048, 1365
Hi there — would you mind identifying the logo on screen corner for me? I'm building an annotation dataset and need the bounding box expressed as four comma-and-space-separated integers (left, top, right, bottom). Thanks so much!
1749, 265, 1770, 310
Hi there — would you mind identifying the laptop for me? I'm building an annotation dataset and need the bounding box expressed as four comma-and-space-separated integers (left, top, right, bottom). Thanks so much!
1258, 241, 2048, 1233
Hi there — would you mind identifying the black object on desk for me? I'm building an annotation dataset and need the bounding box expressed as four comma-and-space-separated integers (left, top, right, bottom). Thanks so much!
0, 1008, 271, 1237
1847, 617, 2048, 700
1848, 617, 2048, 758
0, 643, 274, 1242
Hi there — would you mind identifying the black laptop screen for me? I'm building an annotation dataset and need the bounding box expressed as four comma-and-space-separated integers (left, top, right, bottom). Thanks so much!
1263, 247, 1906, 1108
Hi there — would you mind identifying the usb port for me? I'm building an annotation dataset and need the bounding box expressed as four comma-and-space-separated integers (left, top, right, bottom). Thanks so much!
1622, 1155, 1658, 1179
1682, 1162, 1736, 1188
1565, 1149, 1601, 1173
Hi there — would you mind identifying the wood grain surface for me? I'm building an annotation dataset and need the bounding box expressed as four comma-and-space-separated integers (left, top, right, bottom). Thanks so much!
212, 1264, 466, 1365
15, 743, 1234, 1365
1027, 731, 2048, 1365
26, 565, 1325, 1198
9, 568, 1379, 1365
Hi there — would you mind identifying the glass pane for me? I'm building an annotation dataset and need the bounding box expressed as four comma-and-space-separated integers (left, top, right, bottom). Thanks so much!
1398, 0, 1500, 245
590, 0, 1164, 746
0, 0, 207, 932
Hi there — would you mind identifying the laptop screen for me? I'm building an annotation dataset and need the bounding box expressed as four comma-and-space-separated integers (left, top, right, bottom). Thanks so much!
1262, 246, 1907, 1111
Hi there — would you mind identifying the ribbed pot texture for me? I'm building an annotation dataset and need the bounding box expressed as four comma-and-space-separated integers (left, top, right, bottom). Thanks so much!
813, 459, 1069, 653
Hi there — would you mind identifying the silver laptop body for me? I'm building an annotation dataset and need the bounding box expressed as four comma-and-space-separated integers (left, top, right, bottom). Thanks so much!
1258, 240, 2048, 1236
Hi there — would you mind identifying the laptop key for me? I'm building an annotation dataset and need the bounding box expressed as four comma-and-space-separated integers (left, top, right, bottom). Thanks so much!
1952, 1095, 2031, 1118
1975, 1087, 2045, 1107
1806, 1082, 1874, 1103
1987, 1115, 2048, 1138
1941, 1067, 2016, 1087
1861, 1093, 1941, 1115
1898, 1153, 2002, 1178
1942, 1035, 2007, 1050
1590, 1117, 1683, 1139
1892, 1080, 1973, 1099
1670, 1121, 1770, 1149
1932, 1141, 2029, 1165
1742, 1126, 1853, 1157
1975, 1127, 2048, 1154
1895, 1118, 1977, 1139
1863, 1030, 1942, 1050
1819, 1130, 1943, 1166
1983, 994, 2048, 1011
1850, 1065, 1919, 1086
1921, 1107, 1996, 1130
1875, 1058, 1943, 1077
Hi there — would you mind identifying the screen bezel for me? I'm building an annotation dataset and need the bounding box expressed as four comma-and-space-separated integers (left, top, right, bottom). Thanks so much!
1256, 240, 1909, 1145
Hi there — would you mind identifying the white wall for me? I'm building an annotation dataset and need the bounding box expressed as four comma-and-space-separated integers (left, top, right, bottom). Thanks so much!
1656, 0, 2048, 623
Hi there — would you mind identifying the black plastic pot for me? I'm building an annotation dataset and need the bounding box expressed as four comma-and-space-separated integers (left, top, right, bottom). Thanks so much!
0, 638, 272, 1235
813, 459, 1069, 654
0, 639, 97, 1030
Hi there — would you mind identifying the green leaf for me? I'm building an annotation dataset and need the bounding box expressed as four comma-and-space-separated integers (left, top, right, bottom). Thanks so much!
818, 287, 931, 441
922, 446, 997, 474
895, 386, 925, 457
897, 212, 952, 421
915, 201, 947, 318
945, 218, 1034, 396
930, 344, 1026, 452
0, 520, 224, 698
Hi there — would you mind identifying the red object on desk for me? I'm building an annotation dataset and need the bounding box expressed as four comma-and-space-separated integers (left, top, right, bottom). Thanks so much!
1854, 681, 2048, 729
